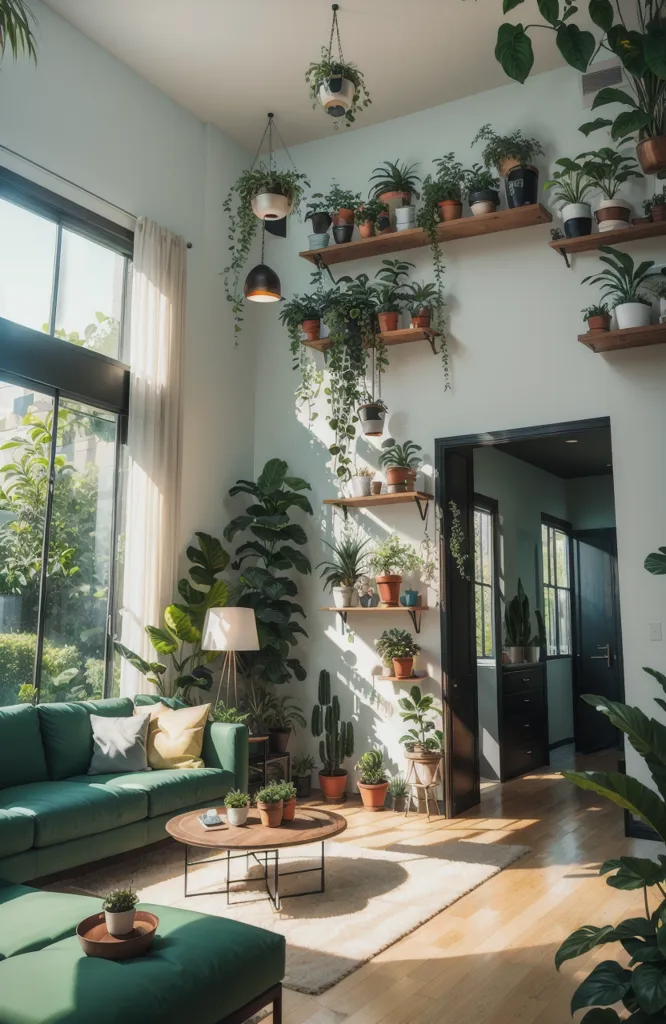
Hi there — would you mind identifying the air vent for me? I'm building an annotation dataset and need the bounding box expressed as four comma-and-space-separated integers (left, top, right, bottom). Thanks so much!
581, 59, 623, 107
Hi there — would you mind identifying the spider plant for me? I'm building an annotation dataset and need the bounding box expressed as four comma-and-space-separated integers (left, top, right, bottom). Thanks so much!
317, 534, 371, 590
404, 281, 439, 316
0, 0, 37, 62
369, 160, 421, 202
582, 245, 655, 308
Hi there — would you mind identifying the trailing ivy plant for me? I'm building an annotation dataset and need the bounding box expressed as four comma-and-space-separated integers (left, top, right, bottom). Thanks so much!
305, 48, 371, 127
416, 157, 457, 389
448, 500, 470, 581
224, 459, 312, 687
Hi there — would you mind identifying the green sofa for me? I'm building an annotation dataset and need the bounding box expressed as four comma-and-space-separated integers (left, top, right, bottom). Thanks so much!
0, 882, 285, 1024
0, 697, 248, 883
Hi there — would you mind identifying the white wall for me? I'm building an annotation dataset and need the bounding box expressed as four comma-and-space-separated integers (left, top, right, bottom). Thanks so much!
254, 64, 666, 788
566, 474, 616, 530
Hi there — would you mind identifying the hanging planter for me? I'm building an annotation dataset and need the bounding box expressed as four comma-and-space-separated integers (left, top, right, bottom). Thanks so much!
251, 186, 292, 221
358, 400, 387, 437
305, 5, 371, 128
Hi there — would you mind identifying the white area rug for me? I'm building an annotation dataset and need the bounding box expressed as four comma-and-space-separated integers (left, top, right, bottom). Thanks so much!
57, 835, 529, 995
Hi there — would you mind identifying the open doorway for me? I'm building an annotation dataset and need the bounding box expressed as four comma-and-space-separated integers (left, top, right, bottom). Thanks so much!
436, 417, 624, 817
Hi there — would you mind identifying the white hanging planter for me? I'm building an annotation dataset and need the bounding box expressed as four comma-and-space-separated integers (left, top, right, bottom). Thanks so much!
317, 77, 356, 118
614, 301, 652, 330
251, 190, 292, 221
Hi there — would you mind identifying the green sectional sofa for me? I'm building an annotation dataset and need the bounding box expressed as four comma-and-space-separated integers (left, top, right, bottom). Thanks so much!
0, 696, 248, 883
0, 881, 285, 1024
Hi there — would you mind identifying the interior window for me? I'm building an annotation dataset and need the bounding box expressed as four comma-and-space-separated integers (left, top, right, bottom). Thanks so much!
542, 521, 572, 657
474, 506, 495, 659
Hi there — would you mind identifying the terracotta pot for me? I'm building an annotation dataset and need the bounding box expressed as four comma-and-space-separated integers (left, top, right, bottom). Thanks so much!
319, 771, 347, 803
358, 219, 375, 238
371, 481, 382, 495
405, 749, 442, 787
333, 207, 354, 226
385, 466, 415, 492
651, 204, 666, 222
256, 799, 283, 827
302, 318, 320, 341
637, 135, 666, 175
282, 796, 297, 822
498, 156, 522, 177
411, 312, 431, 329
378, 190, 411, 204
392, 656, 415, 679
378, 311, 399, 333
357, 780, 389, 811
587, 314, 611, 332
438, 200, 463, 222
375, 574, 402, 606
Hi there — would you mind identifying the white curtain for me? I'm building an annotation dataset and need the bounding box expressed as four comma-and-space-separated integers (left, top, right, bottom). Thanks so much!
119, 218, 187, 697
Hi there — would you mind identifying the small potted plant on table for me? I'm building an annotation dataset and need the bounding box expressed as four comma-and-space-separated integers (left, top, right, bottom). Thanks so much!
375, 628, 421, 679
582, 144, 643, 232
103, 888, 139, 938
263, 694, 307, 755
582, 303, 612, 333
582, 245, 655, 330
369, 534, 422, 607
472, 125, 543, 208
504, 578, 532, 664
544, 154, 595, 238
224, 789, 251, 827
465, 163, 501, 216
311, 669, 354, 803
398, 685, 444, 787
379, 437, 423, 492
318, 532, 370, 609
276, 780, 297, 822
255, 783, 284, 828
292, 753, 317, 798
355, 749, 390, 810
369, 160, 421, 231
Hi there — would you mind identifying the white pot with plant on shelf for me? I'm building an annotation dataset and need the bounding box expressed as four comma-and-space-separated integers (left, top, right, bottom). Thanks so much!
582, 246, 656, 332
318, 534, 371, 610
584, 145, 641, 232
614, 299, 652, 330
350, 467, 374, 498
102, 888, 138, 937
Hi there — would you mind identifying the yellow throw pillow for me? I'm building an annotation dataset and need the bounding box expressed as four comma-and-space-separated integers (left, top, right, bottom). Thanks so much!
138, 703, 210, 770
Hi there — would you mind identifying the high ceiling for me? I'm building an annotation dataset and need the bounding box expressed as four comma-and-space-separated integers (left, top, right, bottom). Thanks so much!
498, 427, 614, 479
42, 0, 580, 151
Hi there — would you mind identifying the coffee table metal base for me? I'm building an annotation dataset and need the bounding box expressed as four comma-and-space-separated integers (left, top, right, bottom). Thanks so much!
183, 842, 326, 911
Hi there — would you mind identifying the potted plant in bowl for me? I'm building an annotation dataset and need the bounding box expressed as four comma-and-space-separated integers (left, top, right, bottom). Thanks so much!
398, 685, 444, 787
311, 669, 354, 803
582, 245, 655, 330
465, 163, 501, 216
379, 437, 423, 492
369, 160, 421, 230
318, 533, 370, 609
255, 783, 284, 828
404, 281, 439, 329
224, 789, 251, 827
472, 125, 543, 207
369, 534, 422, 607
582, 303, 612, 333
375, 628, 421, 679
387, 774, 408, 812
357, 396, 387, 437
581, 144, 643, 232
102, 888, 139, 938
355, 749, 390, 810
644, 187, 666, 223
276, 780, 297, 822
263, 694, 307, 755
305, 48, 371, 126
292, 753, 317, 798
543, 154, 596, 238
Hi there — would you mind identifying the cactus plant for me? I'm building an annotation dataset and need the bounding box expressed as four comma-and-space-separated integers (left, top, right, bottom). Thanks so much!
311, 669, 354, 779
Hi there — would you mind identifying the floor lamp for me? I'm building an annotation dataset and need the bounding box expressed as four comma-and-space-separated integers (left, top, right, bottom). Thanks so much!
202, 607, 259, 706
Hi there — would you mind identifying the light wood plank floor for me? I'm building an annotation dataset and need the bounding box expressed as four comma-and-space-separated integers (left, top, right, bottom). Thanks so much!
274, 749, 656, 1024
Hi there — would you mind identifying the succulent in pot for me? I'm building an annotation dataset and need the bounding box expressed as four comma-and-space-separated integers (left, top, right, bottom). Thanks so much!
292, 753, 317, 798
582, 303, 612, 333
355, 748, 390, 811
387, 773, 409, 812
369, 534, 422, 607
255, 783, 284, 828
348, 464, 375, 498
358, 397, 387, 437
404, 281, 439, 329
643, 187, 666, 223
263, 693, 307, 755
582, 245, 655, 331
379, 437, 423, 493
275, 780, 298, 822
224, 788, 251, 827
318, 532, 370, 609
305, 48, 371, 126
472, 125, 543, 208
581, 143, 642, 232
398, 685, 444, 786
311, 669, 354, 803
102, 888, 139, 937
375, 628, 421, 680
464, 163, 501, 216
543, 154, 596, 238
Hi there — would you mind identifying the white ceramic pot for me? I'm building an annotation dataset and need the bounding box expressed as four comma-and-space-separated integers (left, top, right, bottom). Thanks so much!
226, 805, 249, 827
350, 476, 372, 497
561, 202, 593, 238
470, 200, 496, 216
395, 205, 415, 232
595, 197, 631, 233
507, 646, 524, 665
105, 909, 136, 937
317, 77, 356, 116
333, 586, 355, 608
251, 190, 292, 221
615, 301, 652, 330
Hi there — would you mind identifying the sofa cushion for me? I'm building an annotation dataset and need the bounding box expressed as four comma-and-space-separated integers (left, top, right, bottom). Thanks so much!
142, 703, 210, 770
68, 766, 233, 818
0, 780, 147, 847
88, 713, 150, 775
0, 808, 35, 858
0, 901, 285, 1024
0, 884, 102, 959
0, 704, 48, 789
38, 698, 134, 780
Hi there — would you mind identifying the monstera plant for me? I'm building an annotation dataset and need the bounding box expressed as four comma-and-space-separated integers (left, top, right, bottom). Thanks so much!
115, 532, 229, 702
555, 543, 666, 1020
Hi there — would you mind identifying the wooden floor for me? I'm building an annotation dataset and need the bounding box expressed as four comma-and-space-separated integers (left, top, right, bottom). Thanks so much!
274, 748, 654, 1024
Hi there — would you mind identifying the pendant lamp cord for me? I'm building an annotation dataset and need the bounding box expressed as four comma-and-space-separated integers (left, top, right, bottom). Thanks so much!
260, 222, 266, 263
327, 4, 344, 64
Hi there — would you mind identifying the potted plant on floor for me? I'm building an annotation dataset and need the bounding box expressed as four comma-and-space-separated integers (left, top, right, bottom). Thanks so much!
581, 144, 643, 232
504, 578, 532, 664
255, 783, 283, 828
354, 196, 389, 238
311, 669, 354, 803
276, 780, 297, 822
543, 154, 596, 238
404, 281, 439, 329
644, 187, 666, 223
357, 396, 387, 437
318, 532, 371, 608
379, 437, 423, 492
582, 303, 612, 333
355, 749, 390, 810
292, 753, 317, 798
398, 685, 443, 787
375, 628, 421, 679
102, 888, 139, 938
369, 535, 422, 607
464, 163, 501, 216
369, 160, 421, 230
224, 789, 251, 827
263, 694, 307, 755
305, 49, 371, 127
387, 774, 408, 812
472, 125, 543, 208
582, 245, 655, 330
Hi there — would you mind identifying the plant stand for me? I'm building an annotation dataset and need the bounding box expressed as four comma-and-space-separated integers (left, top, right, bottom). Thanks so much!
404, 757, 443, 820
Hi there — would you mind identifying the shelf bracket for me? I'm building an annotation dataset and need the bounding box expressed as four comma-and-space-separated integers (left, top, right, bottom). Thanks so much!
408, 610, 422, 634
556, 247, 571, 269
314, 253, 337, 285
427, 335, 438, 356
335, 610, 349, 629
414, 496, 430, 522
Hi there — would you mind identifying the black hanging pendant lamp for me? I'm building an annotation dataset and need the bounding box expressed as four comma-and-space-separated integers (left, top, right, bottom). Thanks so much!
244, 223, 281, 303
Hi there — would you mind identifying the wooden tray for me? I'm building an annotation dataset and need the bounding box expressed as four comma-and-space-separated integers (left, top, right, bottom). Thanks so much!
77, 911, 158, 960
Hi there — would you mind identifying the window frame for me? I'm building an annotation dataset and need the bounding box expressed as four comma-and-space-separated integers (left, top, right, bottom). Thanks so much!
473, 494, 500, 663
541, 513, 573, 660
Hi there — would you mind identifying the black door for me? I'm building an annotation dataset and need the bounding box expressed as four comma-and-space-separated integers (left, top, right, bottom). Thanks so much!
572, 528, 624, 753
440, 446, 479, 815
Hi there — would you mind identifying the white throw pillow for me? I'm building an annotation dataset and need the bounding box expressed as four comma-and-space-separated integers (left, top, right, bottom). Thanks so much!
88, 714, 151, 775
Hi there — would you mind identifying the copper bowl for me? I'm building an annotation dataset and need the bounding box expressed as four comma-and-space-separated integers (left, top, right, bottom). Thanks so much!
77, 911, 158, 961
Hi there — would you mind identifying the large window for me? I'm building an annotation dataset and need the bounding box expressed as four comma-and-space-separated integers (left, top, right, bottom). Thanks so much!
542, 518, 572, 657
474, 503, 496, 660
0, 167, 132, 705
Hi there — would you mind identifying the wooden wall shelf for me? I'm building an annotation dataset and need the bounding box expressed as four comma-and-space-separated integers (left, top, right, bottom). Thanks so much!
321, 605, 428, 633
324, 490, 433, 521
303, 327, 439, 354
300, 204, 552, 266
550, 220, 666, 265
578, 322, 666, 353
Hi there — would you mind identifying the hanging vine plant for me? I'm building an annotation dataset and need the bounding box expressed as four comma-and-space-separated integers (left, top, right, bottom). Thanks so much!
306, 4, 371, 128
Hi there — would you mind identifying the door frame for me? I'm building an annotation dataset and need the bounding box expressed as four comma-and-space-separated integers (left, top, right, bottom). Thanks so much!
435, 416, 611, 816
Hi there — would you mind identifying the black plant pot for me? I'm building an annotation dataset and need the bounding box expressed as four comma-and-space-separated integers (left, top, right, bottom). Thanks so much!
376, 212, 391, 233
332, 224, 354, 244
505, 165, 539, 208
294, 775, 312, 798
308, 211, 332, 235
358, 402, 386, 437
564, 217, 592, 238
468, 189, 500, 209
268, 728, 290, 756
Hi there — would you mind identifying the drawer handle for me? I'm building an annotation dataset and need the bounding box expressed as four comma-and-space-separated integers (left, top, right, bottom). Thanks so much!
523, 698, 530, 703
524, 724, 530, 728
521, 677, 531, 682
526, 750, 533, 754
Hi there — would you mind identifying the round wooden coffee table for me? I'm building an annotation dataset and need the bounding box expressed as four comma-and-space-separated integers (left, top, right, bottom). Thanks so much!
166, 807, 346, 910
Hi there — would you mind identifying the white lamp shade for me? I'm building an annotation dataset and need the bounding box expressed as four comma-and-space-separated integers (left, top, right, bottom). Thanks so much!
202, 607, 260, 652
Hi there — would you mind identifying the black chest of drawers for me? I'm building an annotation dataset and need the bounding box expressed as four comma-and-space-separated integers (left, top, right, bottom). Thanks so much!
499, 663, 549, 781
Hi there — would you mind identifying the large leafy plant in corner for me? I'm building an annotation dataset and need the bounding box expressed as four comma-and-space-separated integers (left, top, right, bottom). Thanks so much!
554, 543, 666, 1021
114, 533, 229, 702
224, 459, 312, 687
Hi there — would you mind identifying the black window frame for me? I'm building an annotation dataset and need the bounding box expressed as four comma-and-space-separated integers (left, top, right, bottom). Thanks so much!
541, 513, 573, 660
474, 494, 499, 661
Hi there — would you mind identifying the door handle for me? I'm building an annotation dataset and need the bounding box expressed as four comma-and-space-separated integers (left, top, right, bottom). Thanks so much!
590, 644, 612, 668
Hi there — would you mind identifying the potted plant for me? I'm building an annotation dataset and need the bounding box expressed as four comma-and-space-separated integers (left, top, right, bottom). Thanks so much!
543, 154, 596, 238
582, 245, 655, 330
404, 281, 439, 329
224, 789, 251, 827
309, 185, 362, 242
387, 774, 408, 812
465, 163, 501, 216
373, 258, 413, 332
305, 48, 371, 126
398, 685, 444, 787
378, 437, 423, 492
355, 749, 390, 811
357, 396, 387, 437
581, 144, 643, 232
255, 783, 283, 828
304, 198, 333, 237
369, 160, 421, 230
504, 579, 532, 664
279, 292, 323, 346
354, 196, 389, 238
433, 152, 467, 221
525, 609, 546, 665
311, 669, 354, 803
369, 535, 422, 607
472, 125, 543, 207
647, 278, 666, 323
263, 694, 307, 755
276, 780, 297, 822
102, 888, 139, 938
318, 533, 370, 608
644, 187, 666, 223
292, 753, 317, 798
375, 628, 421, 679
582, 302, 612, 333
349, 465, 375, 498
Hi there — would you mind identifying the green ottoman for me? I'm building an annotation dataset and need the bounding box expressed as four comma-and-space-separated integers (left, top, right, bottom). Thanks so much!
0, 884, 285, 1024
